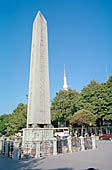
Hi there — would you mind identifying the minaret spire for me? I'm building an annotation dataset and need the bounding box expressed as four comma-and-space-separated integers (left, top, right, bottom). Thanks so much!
63, 64, 68, 91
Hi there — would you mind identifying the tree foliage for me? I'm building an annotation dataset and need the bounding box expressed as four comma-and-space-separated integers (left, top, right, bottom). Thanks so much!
76, 77, 112, 125
70, 109, 96, 136
70, 109, 96, 127
51, 89, 79, 127
0, 114, 10, 134
51, 77, 112, 127
0, 103, 27, 136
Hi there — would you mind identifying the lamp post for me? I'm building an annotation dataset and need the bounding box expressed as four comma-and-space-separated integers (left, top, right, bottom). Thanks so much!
89, 122, 92, 136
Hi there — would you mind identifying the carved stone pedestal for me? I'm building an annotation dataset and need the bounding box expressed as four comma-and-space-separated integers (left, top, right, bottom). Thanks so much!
22, 128, 57, 158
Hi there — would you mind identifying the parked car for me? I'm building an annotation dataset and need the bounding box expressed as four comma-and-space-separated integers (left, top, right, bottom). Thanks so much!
99, 134, 112, 140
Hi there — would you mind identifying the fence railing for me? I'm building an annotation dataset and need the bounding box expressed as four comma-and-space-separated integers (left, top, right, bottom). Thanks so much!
0, 135, 97, 159
57, 137, 68, 153
0, 137, 23, 160
56, 135, 96, 154
84, 137, 92, 150
72, 137, 81, 152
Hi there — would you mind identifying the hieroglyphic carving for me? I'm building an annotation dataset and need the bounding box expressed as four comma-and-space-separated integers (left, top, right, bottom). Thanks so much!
27, 11, 50, 126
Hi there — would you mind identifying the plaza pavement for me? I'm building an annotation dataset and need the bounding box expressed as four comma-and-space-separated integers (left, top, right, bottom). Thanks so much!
0, 140, 112, 170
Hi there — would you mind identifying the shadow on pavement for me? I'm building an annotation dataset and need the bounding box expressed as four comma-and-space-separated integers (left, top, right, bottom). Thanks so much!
0, 156, 100, 170
45, 168, 75, 170
45, 169, 74, 170
0, 156, 44, 170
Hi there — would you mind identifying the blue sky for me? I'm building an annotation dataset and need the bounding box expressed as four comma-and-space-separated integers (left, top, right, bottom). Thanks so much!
0, 0, 112, 115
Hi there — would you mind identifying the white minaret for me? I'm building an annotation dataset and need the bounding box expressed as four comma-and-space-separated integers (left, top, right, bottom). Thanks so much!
63, 64, 68, 91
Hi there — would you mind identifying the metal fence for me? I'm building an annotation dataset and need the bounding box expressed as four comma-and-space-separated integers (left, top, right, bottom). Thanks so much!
0, 138, 23, 159
84, 137, 92, 150
0, 136, 96, 158
57, 137, 68, 153
72, 137, 81, 152
57, 136, 95, 154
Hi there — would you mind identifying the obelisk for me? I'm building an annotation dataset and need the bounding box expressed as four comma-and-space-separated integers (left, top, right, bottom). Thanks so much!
27, 11, 51, 128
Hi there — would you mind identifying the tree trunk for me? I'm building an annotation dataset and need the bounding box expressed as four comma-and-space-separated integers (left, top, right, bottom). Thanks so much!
81, 125, 84, 136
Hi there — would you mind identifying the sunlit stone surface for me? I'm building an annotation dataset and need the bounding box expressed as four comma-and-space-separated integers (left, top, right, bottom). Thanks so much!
27, 11, 51, 127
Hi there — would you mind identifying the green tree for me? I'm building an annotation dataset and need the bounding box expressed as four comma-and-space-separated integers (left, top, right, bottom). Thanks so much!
0, 114, 10, 134
103, 76, 112, 121
51, 88, 79, 127
6, 103, 27, 136
70, 109, 96, 136
76, 78, 112, 126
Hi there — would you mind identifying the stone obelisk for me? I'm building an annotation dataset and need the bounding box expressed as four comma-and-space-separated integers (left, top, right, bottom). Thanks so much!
23, 12, 57, 158
27, 11, 51, 128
